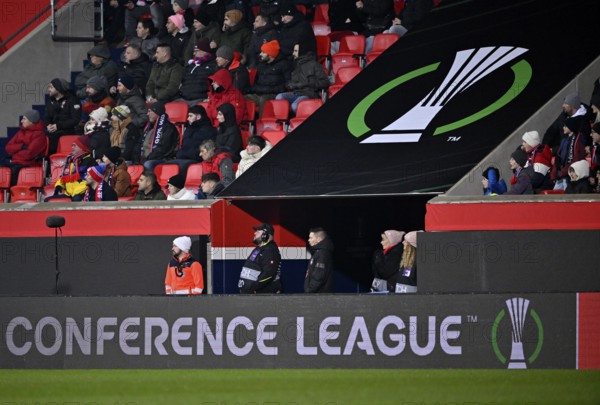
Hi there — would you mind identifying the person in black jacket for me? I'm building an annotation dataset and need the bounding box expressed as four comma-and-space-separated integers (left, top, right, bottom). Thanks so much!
246, 13, 279, 69
371, 230, 404, 292
305, 227, 334, 293
238, 223, 282, 294
171, 105, 217, 173
277, 7, 316, 60
121, 43, 153, 98
136, 102, 180, 171
216, 103, 243, 162
179, 38, 218, 104
44, 78, 82, 155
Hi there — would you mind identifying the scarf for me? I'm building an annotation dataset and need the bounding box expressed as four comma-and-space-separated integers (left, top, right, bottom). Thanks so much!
141, 114, 168, 157
83, 181, 104, 202
60, 152, 87, 183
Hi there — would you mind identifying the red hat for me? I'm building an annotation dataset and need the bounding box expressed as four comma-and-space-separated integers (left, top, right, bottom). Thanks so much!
261, 40, 280, 59
74, 135, 91, 152
87, 165, 105, 183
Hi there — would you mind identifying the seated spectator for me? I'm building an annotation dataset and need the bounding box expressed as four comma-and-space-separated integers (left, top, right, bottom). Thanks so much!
75, 45, 119, 99
179, 38, 218, 104
1, 110, 46, 185
82, 76, 116, 117
102, 146, 132, 197
215, 46, 250, 94
128, 17, 160, 61
206, 68, 246, 127
44, 78, 82, 155
84, 107, 112, 160
246, 13, 279, 69
395, 230, 419, 293
371, 230, 404, 293
166, 173, 196, 200
329, 0, 363, 42
215, 103, 243, 161
275, 43, 329, 114
120, 44, 153, 97
506, 148, 534, 195
481, 166, 507, 196
146, 43, 184, 104
172, 0, 195, 31
543, 93, 591, 154
110, 105, 142, 163
171, 105, 217, 173
115, 75, 149, 129
83, 164, 118, 202
135, 102, 180, 171
123, 0, 153, 42
183, 7, 222, 62
553, 117, 586, 190
236, 135, 272, 178
197, 172, 225, 199
48, 135, 97, 202
199, 139, 234, 186
591, 123, 600, 171
385, 0, 433, 36
355, 0, 395, 38
133, 170, 167, 200
521, 130, 553, 193
566, 160, 593, 194
214, 9, 251, 57
277, 7, 316, 60
245, 40, 292, 114
161, 14, 192, 64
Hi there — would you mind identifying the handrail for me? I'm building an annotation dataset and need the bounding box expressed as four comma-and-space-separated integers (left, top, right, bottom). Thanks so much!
0, 3, 52, 51
51, 0, 104, 42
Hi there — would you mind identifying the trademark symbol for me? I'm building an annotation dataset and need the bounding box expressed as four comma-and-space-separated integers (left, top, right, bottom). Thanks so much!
447, 136, 461, 142
466, 315, 478, 322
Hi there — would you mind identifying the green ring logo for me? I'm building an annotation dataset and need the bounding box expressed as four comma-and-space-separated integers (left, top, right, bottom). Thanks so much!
347, 46, 532, 143
491, 298, 544, 369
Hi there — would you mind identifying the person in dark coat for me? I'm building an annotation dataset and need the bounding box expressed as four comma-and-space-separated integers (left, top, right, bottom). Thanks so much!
171, 105, 217, 173
44, 78, 82, 155
115, 75, 149, 129
566, 160, 593, 194
355, 0, 395, 37
246, 13, 279, 69
121, 43, 153, 97
506, 148, 534, 195
371, 230, 404, 292
277, 7, 316, 60
135, 102, 180, 171
183, 7, 222, 62
216, 103, 243, 161
133, 170, 168, 200
329, 0, 363, 38
179, 38, 218, 103
85, 107, 112, 161
83, 164, 118, 202
109, 105, 142, 163
304, 227, 334, 293
214, 9, 252, 57
75, 44, 120, 99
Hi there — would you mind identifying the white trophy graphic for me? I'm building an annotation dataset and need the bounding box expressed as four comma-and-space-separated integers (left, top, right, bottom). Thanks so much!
361, 46, 529, 143
506, 297, 530, 369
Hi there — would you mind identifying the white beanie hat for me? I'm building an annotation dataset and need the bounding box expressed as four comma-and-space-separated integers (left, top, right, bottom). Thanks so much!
404, 231, 422, 248
383, 230, 405, 247
522, 130, 540, 148
173, 236, 192, 253
569, 160, 590, 179
90, 107, 109, 122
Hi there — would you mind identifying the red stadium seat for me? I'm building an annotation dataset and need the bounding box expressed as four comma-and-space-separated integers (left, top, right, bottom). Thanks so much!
0, 167, 11, 202
328, 66, 362, 98
154, 164, 180, 188
288, 99, 323, 132
316, 35, 331, 72
366, 33, 400, 64
184, 163, 203, 190
256, 99, 290, 135
165, 101, 188, 144
262, 130, 286, 146
54, 135, 80, 155
312, 23, 331, 36
313, 4, 329, 24
10, 166, 44, 202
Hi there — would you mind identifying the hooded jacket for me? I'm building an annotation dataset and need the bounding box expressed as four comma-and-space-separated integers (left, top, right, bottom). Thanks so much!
305, 236, 334, 293
277, 12, 317, 60
286, 50, 330, 98
176, 115, 217, 161
43, 90, 82, 133
566, 160, 593, 194
5, 121, 47, 166
75, 45, 120, 98
117, 86, 149, 129
206, 68, 246, 127
216, 103, 243, 159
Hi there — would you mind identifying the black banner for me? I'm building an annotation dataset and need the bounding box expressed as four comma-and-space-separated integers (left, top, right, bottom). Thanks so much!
0, 294, 575, 369
222, 0, 600, 197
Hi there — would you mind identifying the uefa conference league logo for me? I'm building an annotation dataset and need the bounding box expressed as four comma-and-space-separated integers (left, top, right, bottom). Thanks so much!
492, 297, 544, 369
348, 46, 532, 143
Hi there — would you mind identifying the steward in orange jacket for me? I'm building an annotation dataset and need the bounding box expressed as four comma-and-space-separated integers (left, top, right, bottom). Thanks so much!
165, 236, 204, 295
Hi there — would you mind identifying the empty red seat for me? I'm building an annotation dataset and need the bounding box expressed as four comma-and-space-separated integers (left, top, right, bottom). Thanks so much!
10, 166, 44, 202
262, 130, 286, 146
154, 164, 180, 188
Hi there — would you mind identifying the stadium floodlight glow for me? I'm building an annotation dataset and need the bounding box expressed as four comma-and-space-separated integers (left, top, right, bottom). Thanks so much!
361, 46, 529, 143
506, 297, 529, 369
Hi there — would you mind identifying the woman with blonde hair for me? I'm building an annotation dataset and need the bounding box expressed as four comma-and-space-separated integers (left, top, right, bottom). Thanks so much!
395, 230, 421, 293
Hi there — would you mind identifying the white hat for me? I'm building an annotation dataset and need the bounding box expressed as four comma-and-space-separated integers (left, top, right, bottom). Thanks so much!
90, 107, 109, 122
522, 130, 540, 148
570, 160, 590, 179
173, 236, 192, 253
383, 230, 405, 247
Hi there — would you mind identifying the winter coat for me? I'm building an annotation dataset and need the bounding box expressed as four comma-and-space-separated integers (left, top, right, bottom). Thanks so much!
228, 55, 250, 94
206, 69, 246, 127
88, 124, 111, 160
128, 35, 160, 61
201, 149, 234, 186
105, 159, 132, 197
175, 116, 217, 161
397, 0, 434, 31
160, 30, 193, 65
134, 184, 167, 200
180, 57, 218, 101
277, 12, 317, 60
216, 103, 243, 159
526, 144, 554, 192
218, 22, 252, 57
54, 152, 97, 198
146, 58, 184, 102
556, 133, 586, 180
246, 23, 279, 69
117, 86, 149, 129
43, 92, 82, 133
250, 55, 292, 95
82, 90, 116, 115
372, 242, 403, 292
236, 141, 273, 177
137, 114, 179, 162
566, 177, 593, 194
506, 166, 534, 195
110, 118, 143, 162
4, 121, 47, 166
75, 45, 120, 98
121, 53, 153, 96
305, 237, 334, 293
286, 52, 330, 98
357, 0, 395, 36
329, 0, 363, 33
183, 21, 222, 62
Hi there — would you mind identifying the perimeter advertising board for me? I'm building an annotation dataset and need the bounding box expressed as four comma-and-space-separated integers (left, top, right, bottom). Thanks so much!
0, 294, 579, 369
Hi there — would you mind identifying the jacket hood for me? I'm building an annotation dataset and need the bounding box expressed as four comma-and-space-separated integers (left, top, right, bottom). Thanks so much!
217, 102, 237, 127
570, 159, 590, 179
208, 68, 233, 91
88, 44, 111, 60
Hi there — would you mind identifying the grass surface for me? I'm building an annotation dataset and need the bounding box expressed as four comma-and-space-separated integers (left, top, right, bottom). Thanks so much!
0, 369, 598, 405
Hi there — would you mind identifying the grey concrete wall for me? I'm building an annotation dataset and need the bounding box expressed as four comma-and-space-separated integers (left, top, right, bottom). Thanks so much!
0, 0, 94, 134
446, 57, 600, 196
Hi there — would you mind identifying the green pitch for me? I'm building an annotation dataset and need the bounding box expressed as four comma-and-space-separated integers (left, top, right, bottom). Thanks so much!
1, 369, 598, 405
